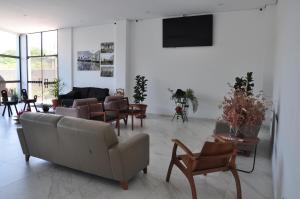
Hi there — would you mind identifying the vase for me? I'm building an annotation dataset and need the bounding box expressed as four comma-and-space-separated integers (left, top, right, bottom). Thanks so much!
230, 127, 244, 138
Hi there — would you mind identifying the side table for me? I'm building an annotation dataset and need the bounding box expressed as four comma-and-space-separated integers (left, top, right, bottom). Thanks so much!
214, 133, 259, 173
129, 104, 144, 130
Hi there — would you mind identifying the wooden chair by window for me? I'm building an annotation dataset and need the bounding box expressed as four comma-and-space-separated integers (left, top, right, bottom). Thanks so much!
1, 90, 19, 117
166, 139, 242, 199
21, 89, 38, 112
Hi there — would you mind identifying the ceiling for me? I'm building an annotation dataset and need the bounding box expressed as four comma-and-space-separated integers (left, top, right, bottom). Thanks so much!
0, 0, 276, 33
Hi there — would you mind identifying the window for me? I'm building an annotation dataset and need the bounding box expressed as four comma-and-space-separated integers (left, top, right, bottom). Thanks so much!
27, 30, 58, 103
0, 30, 20, 97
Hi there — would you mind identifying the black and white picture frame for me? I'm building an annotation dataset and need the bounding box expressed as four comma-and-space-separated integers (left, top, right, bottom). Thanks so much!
100, 42, 114, 77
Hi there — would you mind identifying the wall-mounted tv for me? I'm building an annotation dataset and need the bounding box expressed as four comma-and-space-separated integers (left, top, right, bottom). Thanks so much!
163, 14, 213, 47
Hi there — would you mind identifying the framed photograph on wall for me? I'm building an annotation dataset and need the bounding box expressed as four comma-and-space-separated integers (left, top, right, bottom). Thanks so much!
77, 50, 100, 71
100, 42, 114, 77
100, 66, 114, 77
101, 42, 114, 53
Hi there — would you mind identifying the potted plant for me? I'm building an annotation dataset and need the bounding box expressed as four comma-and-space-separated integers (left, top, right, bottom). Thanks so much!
168, 88, 199, 113
220, 72, 268, 138
133, 75, 148, 118
50, 78, 64, 109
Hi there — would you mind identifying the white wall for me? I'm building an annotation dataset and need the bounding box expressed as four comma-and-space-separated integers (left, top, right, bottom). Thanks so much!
127, 9, 276, 119
72, 24, 116, 91
272, 0, 300, 198
58, 28, 73, 93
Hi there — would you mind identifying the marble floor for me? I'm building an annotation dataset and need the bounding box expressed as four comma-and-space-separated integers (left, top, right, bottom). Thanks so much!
0, 107, 273, 199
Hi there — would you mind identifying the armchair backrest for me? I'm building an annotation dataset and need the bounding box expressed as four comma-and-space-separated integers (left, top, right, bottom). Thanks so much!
72, 98, 98, 108
21, 89, 28, 100
193, 142, 235, 171
1, 90, 8, 102
104, 96, 129, 111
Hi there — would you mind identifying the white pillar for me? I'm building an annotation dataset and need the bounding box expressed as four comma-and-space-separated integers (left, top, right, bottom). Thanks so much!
114, 20, 128, 94
58, 28, 73, 93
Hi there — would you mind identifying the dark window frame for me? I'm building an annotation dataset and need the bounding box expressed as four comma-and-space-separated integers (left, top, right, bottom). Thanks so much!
0, 34, 22, 93
26, 29, 58, 95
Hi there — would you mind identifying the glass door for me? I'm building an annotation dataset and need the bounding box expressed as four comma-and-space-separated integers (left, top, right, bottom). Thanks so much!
27, 57, 43, 102
0, 30, 21, 102
27, 30, 58, 104
42, 57, 58, 103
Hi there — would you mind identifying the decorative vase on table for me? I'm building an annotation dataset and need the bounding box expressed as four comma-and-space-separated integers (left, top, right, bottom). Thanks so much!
219, 72, 269, 155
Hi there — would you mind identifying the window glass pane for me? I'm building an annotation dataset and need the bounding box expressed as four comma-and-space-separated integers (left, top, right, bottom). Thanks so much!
0, 83, 20, 98
42, 31, 57, 55
28, 33, 41, 56
0, 30, 19, 56
28, 58, 42, 81
0, 57, 20, 81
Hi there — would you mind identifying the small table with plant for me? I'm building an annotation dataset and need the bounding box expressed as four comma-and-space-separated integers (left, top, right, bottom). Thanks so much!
218, 72, 270, 173
168, 88, 198, 122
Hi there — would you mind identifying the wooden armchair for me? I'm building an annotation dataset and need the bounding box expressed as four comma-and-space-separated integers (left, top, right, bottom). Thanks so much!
90, 100, 128, 136
166, 139, 242, 199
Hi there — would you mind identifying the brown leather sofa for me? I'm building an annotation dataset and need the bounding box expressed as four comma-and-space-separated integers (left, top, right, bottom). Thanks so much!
17, 112, 149, 189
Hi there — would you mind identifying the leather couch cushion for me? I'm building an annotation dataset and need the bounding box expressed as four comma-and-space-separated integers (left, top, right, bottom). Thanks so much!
20, 112, 63, 163
57, 117, 118, 178
72, 98, 98, 108
88, 87, 109, 102
73, 87, 89, 99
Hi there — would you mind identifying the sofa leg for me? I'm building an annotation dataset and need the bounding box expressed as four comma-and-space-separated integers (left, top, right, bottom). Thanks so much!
25, 155, 30, 162
143, 167, 147, 174
120, 181, 128, 190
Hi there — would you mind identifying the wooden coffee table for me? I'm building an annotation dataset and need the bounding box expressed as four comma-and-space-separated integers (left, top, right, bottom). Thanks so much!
129, 104, 144, 130
214, 133, 260, 173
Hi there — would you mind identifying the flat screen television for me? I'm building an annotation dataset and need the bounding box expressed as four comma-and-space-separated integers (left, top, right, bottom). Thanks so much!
163, 15, 213, 47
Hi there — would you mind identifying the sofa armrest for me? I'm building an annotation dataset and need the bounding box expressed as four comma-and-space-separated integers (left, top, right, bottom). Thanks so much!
17, 128, 29, 156
55, 105, 90, 119
109, 133, 149, 181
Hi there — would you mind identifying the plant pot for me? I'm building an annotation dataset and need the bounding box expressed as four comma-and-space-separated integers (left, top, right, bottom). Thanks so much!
42, 105, 50, 113
175, 106, 183, 114
52, 99, 59, 109
11, 96, 18, 102
135, 103, 147, 119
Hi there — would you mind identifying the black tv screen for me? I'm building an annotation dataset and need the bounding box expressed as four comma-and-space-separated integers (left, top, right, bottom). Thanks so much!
163, 15, 213, 47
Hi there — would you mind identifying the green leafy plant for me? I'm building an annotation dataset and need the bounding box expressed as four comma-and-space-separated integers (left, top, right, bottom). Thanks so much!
168, 88, 198, 113
133, 75, 148, 103
234, 72, 254, 96
50, 79, 64, 99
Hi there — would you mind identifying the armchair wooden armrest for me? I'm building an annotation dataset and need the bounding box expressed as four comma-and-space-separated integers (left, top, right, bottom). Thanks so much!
171, 139, 197, 160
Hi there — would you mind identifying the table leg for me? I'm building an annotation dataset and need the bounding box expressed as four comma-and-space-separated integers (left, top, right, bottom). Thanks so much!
2, 105, 6, 116
237, 144, 258, 173
131, 113, 134, 131
14, 104, 19, 115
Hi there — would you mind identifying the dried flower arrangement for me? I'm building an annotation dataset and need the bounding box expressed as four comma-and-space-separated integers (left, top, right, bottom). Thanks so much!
220, 72, 269, 137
